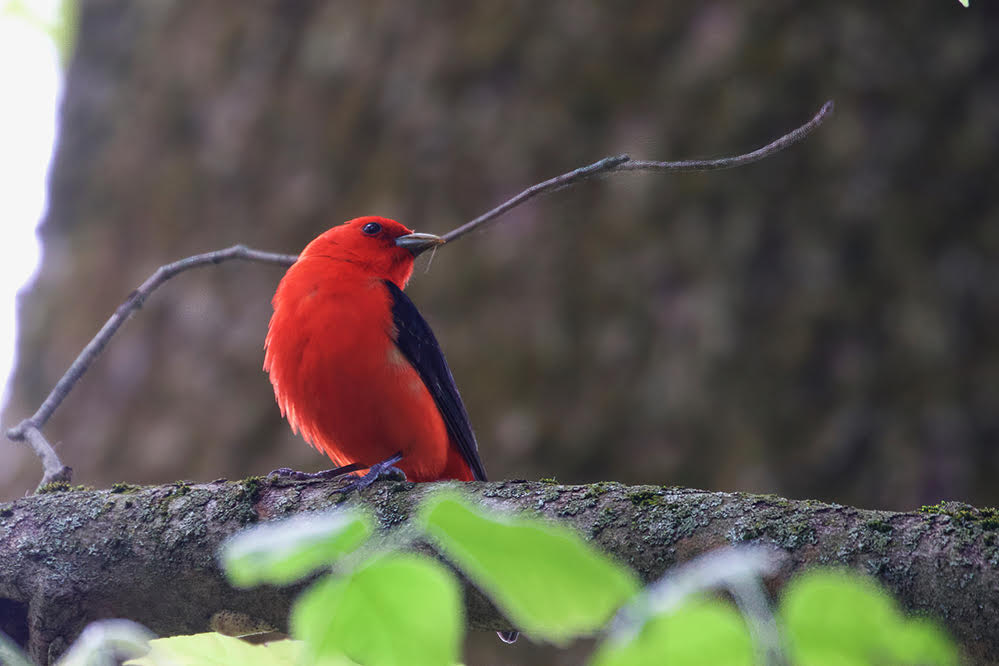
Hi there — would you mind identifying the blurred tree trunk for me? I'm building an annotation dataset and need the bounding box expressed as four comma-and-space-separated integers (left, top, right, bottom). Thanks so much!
4, 0, 998, 552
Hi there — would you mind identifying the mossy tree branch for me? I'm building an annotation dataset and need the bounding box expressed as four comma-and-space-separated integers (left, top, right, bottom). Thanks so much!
0, 478, 996, 664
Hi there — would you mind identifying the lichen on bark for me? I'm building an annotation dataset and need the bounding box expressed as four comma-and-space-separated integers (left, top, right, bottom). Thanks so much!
0, 478, 997, 664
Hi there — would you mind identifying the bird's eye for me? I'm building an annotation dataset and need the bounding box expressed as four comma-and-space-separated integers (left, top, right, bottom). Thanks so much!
362, 222, 382, 236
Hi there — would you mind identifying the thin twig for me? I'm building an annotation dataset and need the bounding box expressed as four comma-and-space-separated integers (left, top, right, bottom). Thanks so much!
7, 102, 832, 491
23, 424, 71, 489
441, 100, 833, 244
619, 99, 834, 173
440, 154, 631, 243
6, 246, 296, 486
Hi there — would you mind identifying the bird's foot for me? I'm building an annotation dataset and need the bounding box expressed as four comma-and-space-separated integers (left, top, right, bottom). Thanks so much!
497, 630, 519, 644
330, 453, 407, 494
267, 462, 364, 481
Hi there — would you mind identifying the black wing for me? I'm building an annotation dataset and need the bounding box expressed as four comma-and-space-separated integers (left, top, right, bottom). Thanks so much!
384, 280, 488, 481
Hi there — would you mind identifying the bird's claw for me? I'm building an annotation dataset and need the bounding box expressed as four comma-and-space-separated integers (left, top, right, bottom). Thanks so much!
267, 463, 364, 481
331, 453, 406, 494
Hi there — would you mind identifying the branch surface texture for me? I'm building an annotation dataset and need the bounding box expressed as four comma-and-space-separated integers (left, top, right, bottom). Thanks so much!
0, 478, 995, 664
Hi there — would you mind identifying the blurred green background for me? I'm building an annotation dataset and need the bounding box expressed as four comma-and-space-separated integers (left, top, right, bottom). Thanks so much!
3, 1, 997, 518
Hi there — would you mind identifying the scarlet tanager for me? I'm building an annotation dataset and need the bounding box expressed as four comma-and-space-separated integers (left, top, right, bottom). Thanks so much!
265, 217, 519, 643
264, 216, 489, 484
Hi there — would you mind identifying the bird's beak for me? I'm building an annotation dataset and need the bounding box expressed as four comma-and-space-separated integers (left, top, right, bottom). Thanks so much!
395, 232, 446, 256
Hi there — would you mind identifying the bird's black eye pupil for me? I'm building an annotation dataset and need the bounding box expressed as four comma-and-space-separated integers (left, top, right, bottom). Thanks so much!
362, 222, 382, 236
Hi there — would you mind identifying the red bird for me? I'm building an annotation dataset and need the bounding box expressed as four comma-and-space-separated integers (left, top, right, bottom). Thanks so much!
266, 221, 519, 643
264, 216, 488, 484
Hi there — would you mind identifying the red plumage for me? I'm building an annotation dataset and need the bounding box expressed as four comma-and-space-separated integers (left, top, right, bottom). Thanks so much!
264, 216, 482, 482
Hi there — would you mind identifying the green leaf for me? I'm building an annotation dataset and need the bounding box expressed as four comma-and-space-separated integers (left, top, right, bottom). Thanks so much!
884, 617, 960, 666
291, 553, 462, 666
590, 598, 754, 666
781, 569, 895, 663
420, 493, 639, 644
221, 509, 372, 587
781, 569, 958, 665
124, 633, 346, 666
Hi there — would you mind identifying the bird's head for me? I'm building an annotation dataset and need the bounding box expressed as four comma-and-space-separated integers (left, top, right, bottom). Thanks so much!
298, 216, 445, 287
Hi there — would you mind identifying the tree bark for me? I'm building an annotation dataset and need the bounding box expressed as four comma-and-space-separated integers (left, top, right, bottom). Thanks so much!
0, 478, 996, 664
